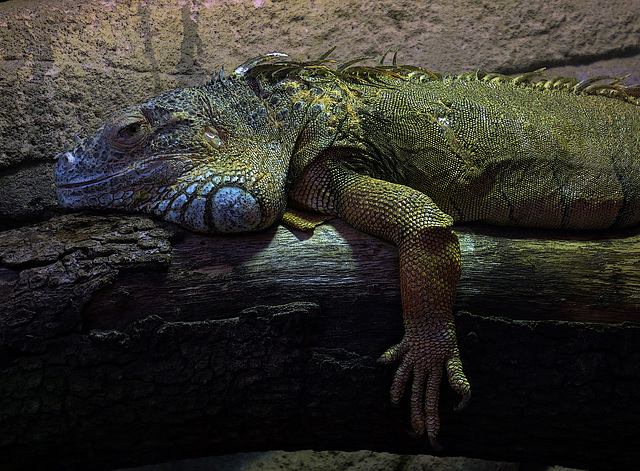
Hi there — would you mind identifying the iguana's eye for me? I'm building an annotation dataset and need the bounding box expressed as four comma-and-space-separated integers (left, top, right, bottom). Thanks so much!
203, 125, 226, 149
105, 109, 151, 152
121, 122, 141, 136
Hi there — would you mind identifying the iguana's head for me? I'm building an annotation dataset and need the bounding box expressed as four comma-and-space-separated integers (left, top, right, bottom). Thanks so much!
55, 54, 305, 233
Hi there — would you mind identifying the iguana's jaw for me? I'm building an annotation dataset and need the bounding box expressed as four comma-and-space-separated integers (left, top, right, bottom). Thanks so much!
139, 164, 286, 233
55, 145, 287, 234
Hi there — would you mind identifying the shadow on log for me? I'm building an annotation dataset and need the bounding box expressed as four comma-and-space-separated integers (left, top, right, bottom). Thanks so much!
1, 213, 639, 470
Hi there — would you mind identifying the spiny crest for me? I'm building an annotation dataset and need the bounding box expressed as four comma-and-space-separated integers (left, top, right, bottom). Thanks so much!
453, 69, 640, 105
207, 50, 640, 106
207, 48, 440, 89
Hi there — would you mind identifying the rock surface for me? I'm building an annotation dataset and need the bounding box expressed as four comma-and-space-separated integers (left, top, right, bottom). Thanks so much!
1, 0, 639, 225
115, 450, 582, 471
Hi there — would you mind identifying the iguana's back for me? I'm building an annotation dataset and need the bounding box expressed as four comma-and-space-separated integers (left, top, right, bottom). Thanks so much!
347, 72, 640, 229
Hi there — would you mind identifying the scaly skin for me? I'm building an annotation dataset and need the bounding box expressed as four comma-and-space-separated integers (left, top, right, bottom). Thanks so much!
55, 52, 640, 448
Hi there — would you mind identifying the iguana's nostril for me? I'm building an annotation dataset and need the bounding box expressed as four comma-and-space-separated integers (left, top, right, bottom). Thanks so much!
56, 152, 76, 171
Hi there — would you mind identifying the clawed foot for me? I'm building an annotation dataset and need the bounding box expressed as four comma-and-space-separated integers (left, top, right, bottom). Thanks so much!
377, 323, 470, 450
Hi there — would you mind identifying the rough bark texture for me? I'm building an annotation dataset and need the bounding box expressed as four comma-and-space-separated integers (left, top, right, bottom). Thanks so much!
1, 215, 639, 471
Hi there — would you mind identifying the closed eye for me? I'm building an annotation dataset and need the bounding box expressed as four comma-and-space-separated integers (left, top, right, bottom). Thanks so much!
119, 122, 142, 138
203, 125, 229, 149
105, 109, 151, 152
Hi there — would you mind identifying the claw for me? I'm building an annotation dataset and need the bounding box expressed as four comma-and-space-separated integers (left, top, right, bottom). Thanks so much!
429, 436, 442, 452
455, 390, 471, 412
379, 323, 470, 450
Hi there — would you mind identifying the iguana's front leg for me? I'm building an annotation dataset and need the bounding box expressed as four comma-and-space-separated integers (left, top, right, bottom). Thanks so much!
289, 152, 471, 449
380, 226, 470, 450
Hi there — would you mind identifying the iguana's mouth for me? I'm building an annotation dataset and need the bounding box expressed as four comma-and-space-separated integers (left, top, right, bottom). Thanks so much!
56, 177, 110, 190
55, 151, 165, 190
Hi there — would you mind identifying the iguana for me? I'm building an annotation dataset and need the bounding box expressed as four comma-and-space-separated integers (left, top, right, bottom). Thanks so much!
54, 51, 640, 449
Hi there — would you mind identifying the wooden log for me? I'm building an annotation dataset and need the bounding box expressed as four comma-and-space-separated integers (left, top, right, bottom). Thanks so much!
1, 213, 639, 470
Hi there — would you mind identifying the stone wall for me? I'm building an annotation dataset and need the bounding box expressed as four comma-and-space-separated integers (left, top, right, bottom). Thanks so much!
0, 0, 639, 226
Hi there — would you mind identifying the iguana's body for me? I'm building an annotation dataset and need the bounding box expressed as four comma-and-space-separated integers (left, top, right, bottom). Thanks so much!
54, 53, 640, 448
334, 75, 640, 229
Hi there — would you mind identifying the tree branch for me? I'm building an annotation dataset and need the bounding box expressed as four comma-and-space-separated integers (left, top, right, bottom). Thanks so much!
1, 214, 639, 471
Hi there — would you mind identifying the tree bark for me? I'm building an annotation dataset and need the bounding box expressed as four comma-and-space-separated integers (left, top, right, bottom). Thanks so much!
1, 213, 639, 471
